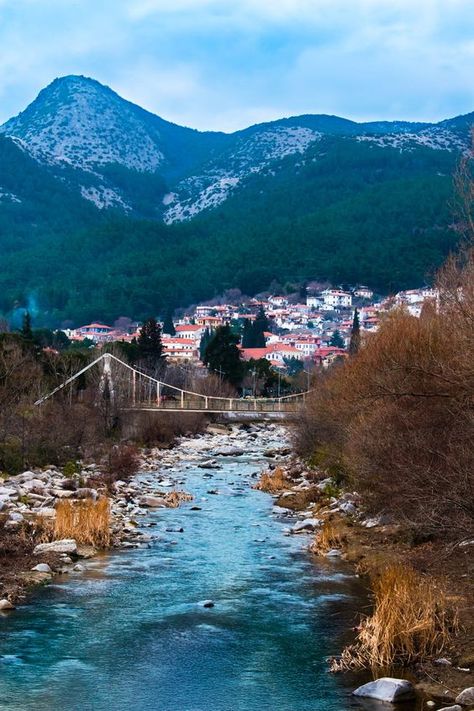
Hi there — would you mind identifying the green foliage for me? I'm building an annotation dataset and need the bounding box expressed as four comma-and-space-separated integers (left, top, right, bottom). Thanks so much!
330, 329, 345, 348
0, 133, 461, 325
349, 308, 361, 355
283, 356, 304, 376
63, 460, 80, 477
204, 324, 243, 386
199, 327, 212, 360
137, 317, 164, 370
163, 308, 176, 336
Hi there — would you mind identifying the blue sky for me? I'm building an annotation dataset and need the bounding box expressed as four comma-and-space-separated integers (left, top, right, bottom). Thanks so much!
1, 0, 474, 131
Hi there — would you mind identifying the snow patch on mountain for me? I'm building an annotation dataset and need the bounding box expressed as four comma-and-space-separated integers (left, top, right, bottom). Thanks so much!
0, 189, 21, 204
80, 185, 130, 210
164, 127, 321, 223
357, 128, 467, 152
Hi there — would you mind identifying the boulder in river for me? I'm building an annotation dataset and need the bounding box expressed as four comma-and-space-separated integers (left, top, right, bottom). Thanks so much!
139, 496, 167, 508
0, 599, 15, 610
353, 678, 415, 702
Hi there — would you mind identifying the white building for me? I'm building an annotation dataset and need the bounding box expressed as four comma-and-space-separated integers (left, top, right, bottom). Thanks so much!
354, 286, 373, 300
306, 296, 323, 309
322, 290, 352, 308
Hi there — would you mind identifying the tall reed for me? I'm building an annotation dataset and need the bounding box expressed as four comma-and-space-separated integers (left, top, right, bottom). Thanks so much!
332, 563, 458, 671
54, 498, 111, 548
311, 519, 345, 555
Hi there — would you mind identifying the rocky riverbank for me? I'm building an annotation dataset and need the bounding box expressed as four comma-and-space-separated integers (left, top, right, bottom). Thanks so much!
2, 421, 472, 709
0, 422, 292, 609
256, 455, 474, 709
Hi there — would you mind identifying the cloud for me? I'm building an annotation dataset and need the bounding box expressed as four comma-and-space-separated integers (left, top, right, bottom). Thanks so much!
0, 0, 473, 130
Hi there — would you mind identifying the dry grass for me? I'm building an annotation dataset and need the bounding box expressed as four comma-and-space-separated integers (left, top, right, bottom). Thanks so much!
311, 519, 345, 555
165, 491, 193, 508
54, 498, 111, 548
254, 466, 291, 493
331, 563, 458, 671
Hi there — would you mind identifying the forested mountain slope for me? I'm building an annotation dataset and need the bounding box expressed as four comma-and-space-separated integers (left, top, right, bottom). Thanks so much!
0, 75, 468, 324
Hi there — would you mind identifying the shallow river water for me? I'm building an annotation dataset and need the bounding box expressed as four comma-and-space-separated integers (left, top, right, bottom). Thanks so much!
0, 426, 396, 711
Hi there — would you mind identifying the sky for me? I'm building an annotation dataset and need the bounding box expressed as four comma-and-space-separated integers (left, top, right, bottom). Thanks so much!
1, 0, 474, 132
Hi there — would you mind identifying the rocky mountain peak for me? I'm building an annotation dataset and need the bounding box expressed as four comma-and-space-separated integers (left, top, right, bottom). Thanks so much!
0, 75, 165, 172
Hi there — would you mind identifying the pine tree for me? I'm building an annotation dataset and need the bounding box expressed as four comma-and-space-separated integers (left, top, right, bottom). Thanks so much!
21, 311, 33, 343
137, 317, 164, 369
349, 308, 361, 356
204, 324, 243, 386
330, 329, 345, 348
250, 306, 268, 348
241, 319, 253, 348
163, 308, 176, 336
199, 327, 212, 360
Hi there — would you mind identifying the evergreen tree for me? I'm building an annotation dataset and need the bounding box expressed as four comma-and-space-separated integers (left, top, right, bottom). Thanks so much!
349, 308, 361, 356
330, 329, 345, 348
250, 306, 269, 348
163, 308, 176, 336
204, 324, 243, 386
21, 311, 33, 343
137, 317, 164, 369
241, 318, 253, 348
199, 327, 212, 360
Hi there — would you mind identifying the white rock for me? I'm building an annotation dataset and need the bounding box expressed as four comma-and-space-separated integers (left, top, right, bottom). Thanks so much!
0, 599, 15, 610
8, 512, 24, 522
0, 487, 17, 497
32, 563, 52, 574
291, 518, 321, 533
353, 678, 415, 702
339, 501, 357, 515
33, 539, 77, 555
49, 489, 75, 498
438, 706, 462, 711
4, 520, 21, 530
455, 687, 474, 706
35, 508, 56, 518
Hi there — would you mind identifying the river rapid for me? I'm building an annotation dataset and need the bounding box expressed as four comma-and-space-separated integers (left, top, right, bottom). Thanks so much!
0, 423, 368, 711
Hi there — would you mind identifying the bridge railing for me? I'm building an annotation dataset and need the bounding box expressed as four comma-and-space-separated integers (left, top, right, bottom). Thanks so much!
131, 397, 301, 412
34, 353, 311, 412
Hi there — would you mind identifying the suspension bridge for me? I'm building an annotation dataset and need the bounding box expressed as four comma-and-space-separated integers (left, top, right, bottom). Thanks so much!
34, 353, 309, 418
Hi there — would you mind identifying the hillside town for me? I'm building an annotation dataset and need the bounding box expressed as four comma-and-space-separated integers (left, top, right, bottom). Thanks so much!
61, 284, 439, 373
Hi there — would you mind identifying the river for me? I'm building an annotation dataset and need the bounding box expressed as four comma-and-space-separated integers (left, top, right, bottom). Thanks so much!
0, 424, 371, 710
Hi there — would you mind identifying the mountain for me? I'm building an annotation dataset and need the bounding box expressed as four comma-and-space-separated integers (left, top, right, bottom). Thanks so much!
0, 75, 470, 324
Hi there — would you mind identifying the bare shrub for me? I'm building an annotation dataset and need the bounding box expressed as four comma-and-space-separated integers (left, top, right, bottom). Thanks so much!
103, 443, 140, 485
133, 411, 206, 447
332, 564, 458, 670
293, 248, 474, 542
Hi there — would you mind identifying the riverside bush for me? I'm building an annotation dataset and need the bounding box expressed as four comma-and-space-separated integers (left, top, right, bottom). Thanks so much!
294, 247, 474, 543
